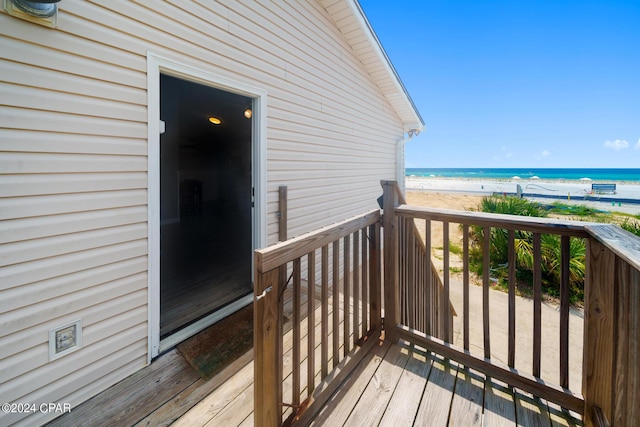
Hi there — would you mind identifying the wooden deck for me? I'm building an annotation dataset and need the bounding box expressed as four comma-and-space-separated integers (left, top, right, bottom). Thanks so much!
48, 332, 582, 426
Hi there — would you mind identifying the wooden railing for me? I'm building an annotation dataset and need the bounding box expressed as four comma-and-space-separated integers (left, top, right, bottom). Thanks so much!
254, 210, 382, 427
386, 181, 455, 343
256, 181, 639, 426
382, 180, 640, 426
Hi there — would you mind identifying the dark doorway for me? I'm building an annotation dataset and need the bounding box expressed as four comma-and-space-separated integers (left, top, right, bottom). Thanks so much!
159, 74, 253, 338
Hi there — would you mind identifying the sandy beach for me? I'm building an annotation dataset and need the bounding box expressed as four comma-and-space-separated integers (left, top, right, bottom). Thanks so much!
407, 175, 640, 215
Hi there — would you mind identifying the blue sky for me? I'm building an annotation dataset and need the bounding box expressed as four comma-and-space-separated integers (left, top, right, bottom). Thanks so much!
359, 0, 640, 168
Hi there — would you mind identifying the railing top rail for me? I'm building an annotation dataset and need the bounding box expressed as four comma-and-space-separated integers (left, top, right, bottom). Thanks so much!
395, 204, 592, 238
585, 223, 640, 271
255, 209, 381, 273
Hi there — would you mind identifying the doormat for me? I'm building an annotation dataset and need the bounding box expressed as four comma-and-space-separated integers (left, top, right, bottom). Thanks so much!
177, 303, 254, 380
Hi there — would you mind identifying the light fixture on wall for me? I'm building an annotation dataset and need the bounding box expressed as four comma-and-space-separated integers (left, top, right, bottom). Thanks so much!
243, 107, 252, 119
208, 116, 221, 125
4, 0, 60, 26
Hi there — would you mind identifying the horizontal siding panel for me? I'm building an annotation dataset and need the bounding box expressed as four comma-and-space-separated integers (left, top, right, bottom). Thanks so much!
1, 325, 147, 421
0, 129, 147, 156
170, 0, 230, 30
0, 13, 145, 74
268, 107, 400, 141
267, 151, 393, 168
1, 239, 147, 290
0, 189, 147, 220
64, 1, 286, 81
268, 95, 398, 140
0, 82, 146, 123
0, 153, 146, 174
226, 1, 391, 112
84, 305, 147, 348
0, 300, 147, 383
0, 106, 147, 138
0, 59, 147, 106
0, 28, 146, 88
0, 207, 148, 245
267, 136, 394, 155
15, 345, 146, 427
135, 0, 286, 74
266, 170, 379, 185
0, 223, 147, 268
226, 3, 356, 96
267, 129, 397, 155
0, 257, 147, 316
0, 173, 147, 198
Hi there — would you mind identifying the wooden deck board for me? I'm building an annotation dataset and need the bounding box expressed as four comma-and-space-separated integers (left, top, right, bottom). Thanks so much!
49, 291, 582, 427
378, 346, 433, 426
47, 350, 200, 427
135, 349, 253, 427
484, 378, 517, 426
344, 343, 411, 425
415, 353, 460, 426
449, 367, 485, 426
515, 389, 552, 427
309, 340, 391, 426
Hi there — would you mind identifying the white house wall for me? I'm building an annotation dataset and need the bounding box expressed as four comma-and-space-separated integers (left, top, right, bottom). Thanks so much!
0, 1, 405, 425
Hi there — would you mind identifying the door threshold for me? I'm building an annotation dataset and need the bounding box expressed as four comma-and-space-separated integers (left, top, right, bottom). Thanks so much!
159, 293, 253, 354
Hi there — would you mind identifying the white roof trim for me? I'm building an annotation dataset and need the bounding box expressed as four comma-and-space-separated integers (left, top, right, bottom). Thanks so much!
321, 0, 425, 131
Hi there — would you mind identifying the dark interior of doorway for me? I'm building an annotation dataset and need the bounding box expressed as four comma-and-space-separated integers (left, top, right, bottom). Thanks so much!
160, 74, 253, 339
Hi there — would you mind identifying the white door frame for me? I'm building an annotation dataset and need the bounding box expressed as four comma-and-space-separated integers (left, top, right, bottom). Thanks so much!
146, 53, 267, 360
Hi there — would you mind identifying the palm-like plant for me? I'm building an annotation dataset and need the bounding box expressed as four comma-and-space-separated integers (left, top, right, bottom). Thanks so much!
468, 196, 586, 303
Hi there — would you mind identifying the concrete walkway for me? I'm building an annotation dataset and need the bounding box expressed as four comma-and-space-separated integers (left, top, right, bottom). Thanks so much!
446, 277, 584, 393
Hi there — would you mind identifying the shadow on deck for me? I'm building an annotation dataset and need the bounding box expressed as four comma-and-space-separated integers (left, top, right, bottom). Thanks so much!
46, 331, 580, 426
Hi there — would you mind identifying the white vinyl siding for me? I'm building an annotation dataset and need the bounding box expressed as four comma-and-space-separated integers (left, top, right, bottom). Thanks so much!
0, 1, 405, 424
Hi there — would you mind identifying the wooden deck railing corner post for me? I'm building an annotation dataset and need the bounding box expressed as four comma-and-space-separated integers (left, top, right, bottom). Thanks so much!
254, 253, 282, 427
381, 180, 400, 343
582, 225, 640, 427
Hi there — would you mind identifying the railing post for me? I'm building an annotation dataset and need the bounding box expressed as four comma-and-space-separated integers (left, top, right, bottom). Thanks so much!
583, 237, 616, 426
254, 262, 282, 427
382, 180, 399, 343
369, 222, 382, 331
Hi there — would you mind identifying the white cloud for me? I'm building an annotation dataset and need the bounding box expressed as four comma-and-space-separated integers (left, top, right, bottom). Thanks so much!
636, 138, 640, 150
603, 139, 629, 151
541, 150, 550, 157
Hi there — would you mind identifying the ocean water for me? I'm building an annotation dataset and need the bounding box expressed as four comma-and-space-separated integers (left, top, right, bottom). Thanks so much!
406, 168, 640, 182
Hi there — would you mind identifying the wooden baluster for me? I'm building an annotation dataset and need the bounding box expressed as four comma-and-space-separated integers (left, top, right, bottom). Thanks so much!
425, 219, 432, 335
400, 218, 407, 326
407, 218, 415, 329
332, 240, 340, 368
353, 230, 360, 342
560, 236, 570, 389
418, 239, 424, 333
321, 245, 328, 379
361, 228, 369, 337
463, 224, 470, 351
443, 221, 450, 341
533, 233, 542, 378
343, 235, 351, 356
307, 251, 316, 396
292, 258, 301, 408
483, 226, 491, 359
369, 223, 382, 332
508, 230, 516, 368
